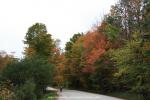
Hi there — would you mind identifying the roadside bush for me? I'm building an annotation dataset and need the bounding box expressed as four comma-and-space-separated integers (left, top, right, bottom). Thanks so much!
2, 56, 54, 99
0, 80, 14, 100
14, 79, 36, 100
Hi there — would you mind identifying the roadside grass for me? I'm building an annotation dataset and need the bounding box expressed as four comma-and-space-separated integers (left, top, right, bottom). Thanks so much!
42, 92, 58, 100
107, 92, 145, 100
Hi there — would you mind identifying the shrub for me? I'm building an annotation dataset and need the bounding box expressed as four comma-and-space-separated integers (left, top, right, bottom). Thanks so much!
0, 80, 14, 100
2, 56, 54, 99
14, 79, 36, 100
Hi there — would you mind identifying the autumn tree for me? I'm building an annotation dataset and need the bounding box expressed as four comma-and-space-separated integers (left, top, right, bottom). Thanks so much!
82, 23, 119, 91
83, 30, 106, 68
52, 39, 66, 87
62, 0, 150, 98
53, 53, 65, 87
0, 51, 16, 72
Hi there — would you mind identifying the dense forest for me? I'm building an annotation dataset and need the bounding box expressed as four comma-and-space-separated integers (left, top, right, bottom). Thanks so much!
0, 0, 150, 100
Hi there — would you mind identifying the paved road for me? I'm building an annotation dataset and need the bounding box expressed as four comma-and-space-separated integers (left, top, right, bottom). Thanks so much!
58, 89, 123, 100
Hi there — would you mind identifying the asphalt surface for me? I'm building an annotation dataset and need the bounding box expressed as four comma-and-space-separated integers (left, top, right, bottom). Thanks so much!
58, 89, 123, 100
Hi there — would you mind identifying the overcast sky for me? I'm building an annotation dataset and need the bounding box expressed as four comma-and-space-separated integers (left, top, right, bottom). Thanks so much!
0, 0, 118, 58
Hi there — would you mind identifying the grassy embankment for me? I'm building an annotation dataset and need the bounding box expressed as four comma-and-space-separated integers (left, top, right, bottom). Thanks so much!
42, 92, 58, 100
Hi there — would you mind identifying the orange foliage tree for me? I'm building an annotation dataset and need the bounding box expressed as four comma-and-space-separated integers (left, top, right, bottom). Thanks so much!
82, 30, 107, 73
51, 40, 66, 86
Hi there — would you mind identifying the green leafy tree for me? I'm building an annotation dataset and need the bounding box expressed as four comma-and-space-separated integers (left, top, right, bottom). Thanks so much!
110, 40, 150, 98
107, 0, 143, 40
64, 33, 84, 88
65, 33, 83, 58
24, 23, 54, 58
67, 36, 85, 88
90, 52, 116, 93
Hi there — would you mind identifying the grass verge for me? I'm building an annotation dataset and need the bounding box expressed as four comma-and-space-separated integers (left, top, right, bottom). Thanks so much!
42, 92, 58, 100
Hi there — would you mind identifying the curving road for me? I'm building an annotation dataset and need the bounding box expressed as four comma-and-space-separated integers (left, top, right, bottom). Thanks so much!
58, 89, 123, 100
